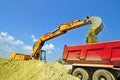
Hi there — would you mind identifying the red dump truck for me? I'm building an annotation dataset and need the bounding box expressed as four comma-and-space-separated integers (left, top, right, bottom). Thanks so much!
62, 40, 120, 80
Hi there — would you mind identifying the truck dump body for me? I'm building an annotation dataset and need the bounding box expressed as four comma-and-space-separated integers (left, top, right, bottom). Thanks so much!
62, 40, 120, 67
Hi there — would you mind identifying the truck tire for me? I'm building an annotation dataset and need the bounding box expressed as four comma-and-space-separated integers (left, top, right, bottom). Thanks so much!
92, 69, 116, 80
72, 68, 89, 80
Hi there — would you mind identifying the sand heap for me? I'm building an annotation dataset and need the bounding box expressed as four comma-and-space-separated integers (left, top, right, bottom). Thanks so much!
0, 58, 79, 80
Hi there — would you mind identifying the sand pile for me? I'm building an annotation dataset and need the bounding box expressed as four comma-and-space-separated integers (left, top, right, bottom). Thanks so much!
0, 58, 79, 80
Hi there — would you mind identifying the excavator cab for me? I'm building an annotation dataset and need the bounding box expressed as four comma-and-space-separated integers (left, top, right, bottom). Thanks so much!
38, 50, 46, 62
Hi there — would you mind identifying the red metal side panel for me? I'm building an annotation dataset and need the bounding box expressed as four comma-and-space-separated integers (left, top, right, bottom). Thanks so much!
67, 50, 81, 60
86, 48, 104, 61
62, 40, 120, 66
111, 47, 120, 61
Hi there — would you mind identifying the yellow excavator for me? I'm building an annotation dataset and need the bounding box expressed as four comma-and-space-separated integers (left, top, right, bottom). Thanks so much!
10, 16, 103, 61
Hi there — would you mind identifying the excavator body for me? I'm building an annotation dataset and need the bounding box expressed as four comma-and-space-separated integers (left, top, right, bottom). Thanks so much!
10, 53, 31, 60
10, 50, 46, 61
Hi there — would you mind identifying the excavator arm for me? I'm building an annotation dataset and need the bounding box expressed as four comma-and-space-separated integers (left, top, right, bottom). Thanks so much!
32, 16, 103, 59
10, 16, 103, 60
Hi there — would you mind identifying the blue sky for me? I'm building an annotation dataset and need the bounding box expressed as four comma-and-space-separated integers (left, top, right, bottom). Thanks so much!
0, 0, 120, 62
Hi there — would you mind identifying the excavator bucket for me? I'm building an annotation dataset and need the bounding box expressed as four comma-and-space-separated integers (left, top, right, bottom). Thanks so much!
86, 16, 104, 43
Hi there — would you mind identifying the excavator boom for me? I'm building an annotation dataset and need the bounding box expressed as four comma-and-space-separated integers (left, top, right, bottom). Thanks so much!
10, 16, 103, 60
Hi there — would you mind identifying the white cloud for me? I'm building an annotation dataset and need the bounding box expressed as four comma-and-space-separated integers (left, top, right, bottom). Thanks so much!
0, 32, 24, 45
42, 43, 55, 54
31, 35, 34, 38
6, 35, 14, 41
13, 40, 24, 45
0, 44, 15, 57
0, 36, 3, 42
0, 32, 57, 57
1, 32, 8, 37
31, 35, 38, 42
22, 45, 32, 53
0, 32, 33, 57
